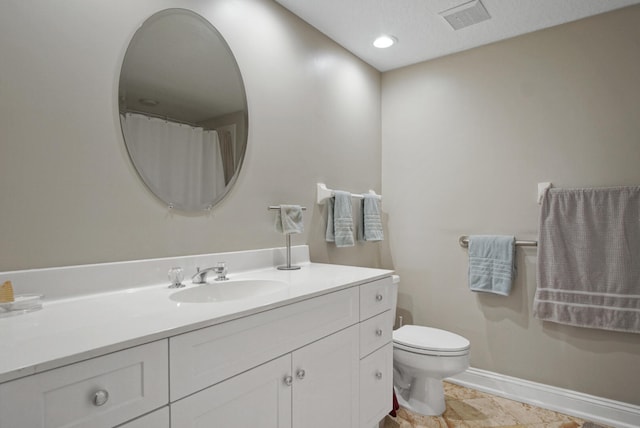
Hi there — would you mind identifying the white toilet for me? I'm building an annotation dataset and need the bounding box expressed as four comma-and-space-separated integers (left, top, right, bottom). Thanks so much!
390, 276, 470, 416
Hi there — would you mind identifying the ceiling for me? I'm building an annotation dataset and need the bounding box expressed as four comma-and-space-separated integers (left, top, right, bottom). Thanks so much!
274, 0, 640, 71
120, 10, 246, 125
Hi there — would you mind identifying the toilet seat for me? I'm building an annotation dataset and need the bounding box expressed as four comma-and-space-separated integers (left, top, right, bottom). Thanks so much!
393, 325, 470, 357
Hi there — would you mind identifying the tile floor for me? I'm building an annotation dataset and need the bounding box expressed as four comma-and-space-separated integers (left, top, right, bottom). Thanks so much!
384, 382, 608, 428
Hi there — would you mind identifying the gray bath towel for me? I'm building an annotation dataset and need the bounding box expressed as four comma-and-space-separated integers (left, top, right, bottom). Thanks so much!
533, 186, 640, 333
468, 235, 516, 296
325, 191, 354, 247
358, 194, 384, 242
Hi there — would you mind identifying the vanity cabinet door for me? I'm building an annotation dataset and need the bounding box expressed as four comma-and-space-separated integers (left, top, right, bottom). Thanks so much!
359, 343, 393, 428
171, 354, 292, 428
292, 324, 360, 428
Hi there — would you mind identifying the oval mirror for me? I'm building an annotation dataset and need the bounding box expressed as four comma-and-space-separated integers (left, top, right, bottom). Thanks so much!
119, 9, 248, 211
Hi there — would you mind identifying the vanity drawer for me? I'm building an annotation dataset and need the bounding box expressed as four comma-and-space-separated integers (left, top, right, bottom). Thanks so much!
359, 276, 393, 321
170, 286, 359, 401
359, 310, 393, 358
0, 340, 168, 428
359, 342, 393, 428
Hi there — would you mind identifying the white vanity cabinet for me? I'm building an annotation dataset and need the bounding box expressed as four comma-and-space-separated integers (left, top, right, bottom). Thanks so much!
169, 276, 393, 428
0, 272, 394, 428
0, 340, 169, 428
168, 287, 360, 402
169, 287, 361, 428
171, 325, 359, 428
358, 278, 395, 428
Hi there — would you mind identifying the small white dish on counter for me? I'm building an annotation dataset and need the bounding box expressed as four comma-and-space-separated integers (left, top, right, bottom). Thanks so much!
0, 294, 43, 317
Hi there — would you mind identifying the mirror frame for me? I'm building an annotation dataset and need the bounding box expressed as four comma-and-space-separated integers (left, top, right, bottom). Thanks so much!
118, 8, 248, 212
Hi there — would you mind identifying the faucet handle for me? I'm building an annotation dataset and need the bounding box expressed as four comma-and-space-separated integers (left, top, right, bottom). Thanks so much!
214, 261, 228, 281
168, 267, 185, 288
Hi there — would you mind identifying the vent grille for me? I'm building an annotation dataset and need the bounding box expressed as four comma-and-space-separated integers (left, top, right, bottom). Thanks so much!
440, 0, 491, 30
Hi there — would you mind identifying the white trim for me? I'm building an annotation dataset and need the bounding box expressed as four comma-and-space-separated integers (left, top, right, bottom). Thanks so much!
448, 367, 640, 428
536, 288, 640, 298
535, 299, 640, 313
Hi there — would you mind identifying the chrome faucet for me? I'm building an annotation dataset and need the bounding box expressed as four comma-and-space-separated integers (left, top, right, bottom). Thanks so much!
191, 262, 228, 284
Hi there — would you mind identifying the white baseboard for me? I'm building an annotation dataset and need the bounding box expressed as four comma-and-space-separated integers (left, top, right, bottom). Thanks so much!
448, 367, 640, 428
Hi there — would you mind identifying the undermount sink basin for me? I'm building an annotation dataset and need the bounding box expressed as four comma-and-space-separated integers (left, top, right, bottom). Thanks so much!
170, 279, 289, 303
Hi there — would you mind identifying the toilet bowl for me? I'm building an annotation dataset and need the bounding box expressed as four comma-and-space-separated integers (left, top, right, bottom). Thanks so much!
393, 325, 470, 416
390, 276, 470, 416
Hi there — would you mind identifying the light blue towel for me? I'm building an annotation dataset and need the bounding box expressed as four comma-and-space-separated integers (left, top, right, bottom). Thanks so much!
325, 191, 354, 247
275, 205, 303, 234
468, 235, 516, 296
357, 194, 384, 242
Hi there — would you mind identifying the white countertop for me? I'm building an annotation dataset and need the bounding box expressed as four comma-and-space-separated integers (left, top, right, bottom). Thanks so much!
0, 261, 392, 383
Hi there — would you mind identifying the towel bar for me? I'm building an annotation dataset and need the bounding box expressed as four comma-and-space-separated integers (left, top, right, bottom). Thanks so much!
268, 206, 307, 211
458, 236, 537, 248
316, 183, 381, 204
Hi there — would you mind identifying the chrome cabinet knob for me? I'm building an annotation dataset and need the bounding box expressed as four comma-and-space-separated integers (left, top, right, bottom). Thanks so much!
284, 375, 293, 386
375, 293, 383, 301
375, 328, 383, 336
375, 371, 383, 380
92, 389, 109, 406
296, 369, 306, 380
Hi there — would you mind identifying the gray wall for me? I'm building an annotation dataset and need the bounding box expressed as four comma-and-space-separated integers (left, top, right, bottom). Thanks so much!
3, 0, 638, 408
382, 6, 640, 405
0, 0, 383, 271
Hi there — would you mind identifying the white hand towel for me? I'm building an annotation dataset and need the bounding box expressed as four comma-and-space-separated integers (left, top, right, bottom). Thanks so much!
275, 205, 303, 234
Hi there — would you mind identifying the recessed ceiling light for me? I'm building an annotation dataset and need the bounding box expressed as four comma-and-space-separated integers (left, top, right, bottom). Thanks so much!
373, 35, 397, 49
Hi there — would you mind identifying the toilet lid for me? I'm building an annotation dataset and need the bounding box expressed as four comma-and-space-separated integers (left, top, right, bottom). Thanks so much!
393, 325, 470, 354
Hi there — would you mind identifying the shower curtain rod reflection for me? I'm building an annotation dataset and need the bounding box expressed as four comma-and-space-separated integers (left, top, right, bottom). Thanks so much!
458, 236, 537, 248
122, 109, 212, 129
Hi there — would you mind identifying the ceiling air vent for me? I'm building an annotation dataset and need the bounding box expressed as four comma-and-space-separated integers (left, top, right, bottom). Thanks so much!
440, 0, 491, 30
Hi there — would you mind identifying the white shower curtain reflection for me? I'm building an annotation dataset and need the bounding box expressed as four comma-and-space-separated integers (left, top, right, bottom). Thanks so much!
120, 113, 226, 209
